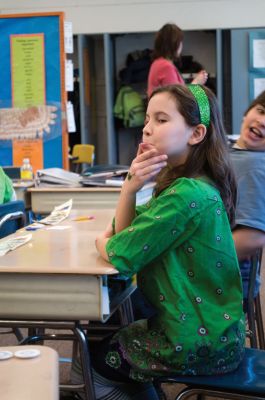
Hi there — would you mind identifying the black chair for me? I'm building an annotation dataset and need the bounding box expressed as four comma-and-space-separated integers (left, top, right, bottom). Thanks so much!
154, 347, 265, 400
0, 200, 26, 239
0, 200, 26, 342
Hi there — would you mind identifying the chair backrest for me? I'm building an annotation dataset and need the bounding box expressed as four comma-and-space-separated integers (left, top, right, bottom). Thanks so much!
0, 200, 26, 239
247, 248, 262, 303
2, 166, 21, 180
72, 144, 95, 165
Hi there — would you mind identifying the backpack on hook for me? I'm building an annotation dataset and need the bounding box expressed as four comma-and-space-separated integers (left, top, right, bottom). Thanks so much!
114, 85, 145, 128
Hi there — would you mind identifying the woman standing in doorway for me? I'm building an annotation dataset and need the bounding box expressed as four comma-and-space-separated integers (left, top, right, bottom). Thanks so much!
147, 23, 208, 97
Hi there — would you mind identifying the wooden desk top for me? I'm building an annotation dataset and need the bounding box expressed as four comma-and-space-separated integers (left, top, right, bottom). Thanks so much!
0, 345, 59, 400
28, 185, 121, 193
0, 209, 117, 275
13, 180, 35, 189
28, 182, 154, 194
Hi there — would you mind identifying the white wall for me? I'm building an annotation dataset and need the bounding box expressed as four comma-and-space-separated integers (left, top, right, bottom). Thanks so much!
0, 0, 265, 34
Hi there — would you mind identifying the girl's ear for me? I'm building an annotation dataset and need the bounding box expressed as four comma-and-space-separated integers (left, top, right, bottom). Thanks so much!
188, 124, 207, 146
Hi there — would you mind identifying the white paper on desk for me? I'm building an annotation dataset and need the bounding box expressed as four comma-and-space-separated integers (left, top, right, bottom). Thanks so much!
66, 101, 76, 133
65, 60, 74, 92
102, 286, 110, 316
38, 199, 73, 225
46, 225, 71, 230
64, 21, 74, 54
0, 234, 32, 256
105, 179, 124, 187
54, 199, 73, 212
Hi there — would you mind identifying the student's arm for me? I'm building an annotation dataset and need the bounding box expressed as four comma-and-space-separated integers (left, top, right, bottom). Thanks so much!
95, 235, 110, 261
95, 220, 113, 261
95, 144, 167, 259
233, 227, 265, 261
0, 167, 14, 203
11, 188, 17, 201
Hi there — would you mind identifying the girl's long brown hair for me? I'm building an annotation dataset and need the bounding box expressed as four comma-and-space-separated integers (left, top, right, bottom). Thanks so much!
150, 84, 237, 225
153, 23, 183, 62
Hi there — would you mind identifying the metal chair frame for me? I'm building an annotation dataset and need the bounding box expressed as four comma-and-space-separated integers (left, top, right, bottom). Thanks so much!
0, 200, 26, 239
0, 210, 25, 230
246, 249, 265, 349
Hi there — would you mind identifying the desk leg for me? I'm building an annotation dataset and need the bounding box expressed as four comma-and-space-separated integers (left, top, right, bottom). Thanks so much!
74, 323, 96, 400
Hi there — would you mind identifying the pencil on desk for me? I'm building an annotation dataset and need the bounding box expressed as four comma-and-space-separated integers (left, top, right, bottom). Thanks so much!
72, 216, 95, 221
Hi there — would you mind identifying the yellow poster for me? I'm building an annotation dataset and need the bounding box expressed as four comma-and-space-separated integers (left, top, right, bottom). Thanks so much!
11, 33, 46, 108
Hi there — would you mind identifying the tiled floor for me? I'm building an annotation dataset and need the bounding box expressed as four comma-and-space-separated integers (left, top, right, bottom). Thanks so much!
1, 255, 264, 400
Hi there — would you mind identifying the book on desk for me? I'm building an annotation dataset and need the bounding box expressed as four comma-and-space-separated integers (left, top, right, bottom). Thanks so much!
81, 169, 128, 187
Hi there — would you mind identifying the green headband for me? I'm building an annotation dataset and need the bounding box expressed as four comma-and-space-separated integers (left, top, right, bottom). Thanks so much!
187, 84, 210, 128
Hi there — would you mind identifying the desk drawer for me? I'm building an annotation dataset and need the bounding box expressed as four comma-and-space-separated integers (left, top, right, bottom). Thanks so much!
0, 273, 109, 321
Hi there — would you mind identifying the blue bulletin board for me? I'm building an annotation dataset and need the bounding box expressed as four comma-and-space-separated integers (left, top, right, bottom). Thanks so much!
249, 32, 265, 101
0, 12, 68, 172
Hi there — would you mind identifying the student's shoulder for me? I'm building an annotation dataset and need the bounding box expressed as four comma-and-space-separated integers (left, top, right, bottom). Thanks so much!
166, 177, 221, 202
230, 147, 265, 168
0, 167, 6, 180
151, 57, 173, 70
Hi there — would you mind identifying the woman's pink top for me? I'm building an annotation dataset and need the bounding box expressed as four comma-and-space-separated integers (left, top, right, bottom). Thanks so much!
147, 57, 184, 97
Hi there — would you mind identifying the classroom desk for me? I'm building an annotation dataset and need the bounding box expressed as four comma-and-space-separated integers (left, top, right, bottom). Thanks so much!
13, 180, 34, 209
0, 209, 135, 400
0, 345, 59, 400
28, 183, 154, 214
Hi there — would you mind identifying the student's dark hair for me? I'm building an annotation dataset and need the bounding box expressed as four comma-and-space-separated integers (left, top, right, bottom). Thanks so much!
244, 90, 265, 115
153, 23, 183, 62
150, 84, 237, 225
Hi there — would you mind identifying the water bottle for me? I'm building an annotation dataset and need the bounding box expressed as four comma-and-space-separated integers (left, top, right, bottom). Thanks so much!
20, 158, 33, 180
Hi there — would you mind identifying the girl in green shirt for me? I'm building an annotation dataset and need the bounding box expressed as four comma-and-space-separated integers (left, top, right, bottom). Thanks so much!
0, 167, 15, 204
94, 84, 245, 399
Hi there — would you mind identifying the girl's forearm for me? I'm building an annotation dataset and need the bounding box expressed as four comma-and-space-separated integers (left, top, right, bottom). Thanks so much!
95, 236, 110, 261
114, 181, 137, 233
233, 227, 265, 260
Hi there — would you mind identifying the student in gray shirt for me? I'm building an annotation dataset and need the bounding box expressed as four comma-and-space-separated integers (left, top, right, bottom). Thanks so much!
230, 90, 265, 300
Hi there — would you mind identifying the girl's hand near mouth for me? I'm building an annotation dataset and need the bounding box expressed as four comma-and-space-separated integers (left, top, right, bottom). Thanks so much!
124, 142, 168, 194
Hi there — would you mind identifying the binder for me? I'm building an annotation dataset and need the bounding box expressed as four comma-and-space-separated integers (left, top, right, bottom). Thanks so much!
36, 168, 81, 186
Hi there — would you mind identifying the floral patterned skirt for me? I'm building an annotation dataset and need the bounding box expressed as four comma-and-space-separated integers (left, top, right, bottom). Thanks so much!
92, 318, 245, 383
